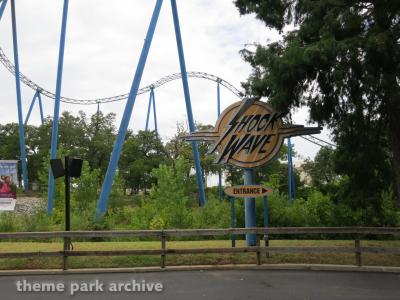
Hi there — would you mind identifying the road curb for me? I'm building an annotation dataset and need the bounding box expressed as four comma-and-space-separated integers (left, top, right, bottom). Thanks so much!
0, 264, 399, 276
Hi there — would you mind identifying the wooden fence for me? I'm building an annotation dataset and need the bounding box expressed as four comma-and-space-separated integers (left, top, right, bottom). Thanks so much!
0, 227, 399, 270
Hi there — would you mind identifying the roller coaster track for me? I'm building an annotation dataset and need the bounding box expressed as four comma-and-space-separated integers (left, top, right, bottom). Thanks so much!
0, 47, 336, 147
0, 46, 244, 105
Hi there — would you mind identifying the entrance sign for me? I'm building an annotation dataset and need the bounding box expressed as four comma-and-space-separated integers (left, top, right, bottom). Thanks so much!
0, 160, 18, 211
225, 185, 272, 198
185, 98, 321, 168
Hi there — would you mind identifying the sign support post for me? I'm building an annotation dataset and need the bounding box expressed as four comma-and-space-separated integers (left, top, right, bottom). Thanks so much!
244, 168, 257, 246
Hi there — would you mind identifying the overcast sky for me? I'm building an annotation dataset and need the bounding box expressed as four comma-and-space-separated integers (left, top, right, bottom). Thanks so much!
0, 0, 331, 161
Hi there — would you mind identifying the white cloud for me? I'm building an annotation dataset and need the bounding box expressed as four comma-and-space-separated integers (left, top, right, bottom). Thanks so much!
0, 0, 331, 159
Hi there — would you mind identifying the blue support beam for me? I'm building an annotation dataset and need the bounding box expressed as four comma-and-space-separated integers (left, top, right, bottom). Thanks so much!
0, 0, 8, 21
171, 0, 206, 207
244, 168, 256, 246
47, 0, 69, 214
96, 0, 164, 217
217, 80, 222, 201
10, 0, 28, 191
145, 89, 152, 131
25, 90, 44, 126
151, 88, 158, 133
24, 91, 39, 126
37, 91, 44, 125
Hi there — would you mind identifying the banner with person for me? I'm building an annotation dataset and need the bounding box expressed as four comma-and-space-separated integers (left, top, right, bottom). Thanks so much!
0, 160, 18, 211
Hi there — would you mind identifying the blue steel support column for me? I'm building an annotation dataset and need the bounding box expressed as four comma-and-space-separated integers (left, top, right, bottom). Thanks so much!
96, 0, 164, 217
24, 91, 39, 125
0, 0, 8, 21
10, 0, 28, 191
288, 138, 294, 202
171, 0, 206, 206
145, 89, 152, 131
37, 91, 44, 125
217, 80, 222, 201
230, 196, 236, 248
151, 88, 158, 133
47, 0, 69, 214
244, 168, 256, 246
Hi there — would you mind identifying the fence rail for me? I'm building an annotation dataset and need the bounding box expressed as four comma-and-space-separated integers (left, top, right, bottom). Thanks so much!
0, 227, 399, 270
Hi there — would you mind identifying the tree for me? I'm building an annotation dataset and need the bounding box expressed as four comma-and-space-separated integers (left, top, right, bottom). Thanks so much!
165, 122, 220, 187
86, 111, 116, 176
119, 130, 168, 193
303, 147, 338, 192
234, 0, 400, 205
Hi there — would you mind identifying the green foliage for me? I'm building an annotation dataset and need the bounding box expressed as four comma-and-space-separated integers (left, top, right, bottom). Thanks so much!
131, 157, 194, 229
193, 194, 230, 229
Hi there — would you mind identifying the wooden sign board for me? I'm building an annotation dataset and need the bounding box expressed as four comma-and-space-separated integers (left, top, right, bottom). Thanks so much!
225, 185, 272, 198
185, 98, 321, 168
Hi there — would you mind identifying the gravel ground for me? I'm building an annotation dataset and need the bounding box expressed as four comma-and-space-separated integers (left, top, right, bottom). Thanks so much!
15, 197, 45, 214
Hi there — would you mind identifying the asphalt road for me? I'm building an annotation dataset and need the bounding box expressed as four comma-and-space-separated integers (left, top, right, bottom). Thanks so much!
0, 270, 399, 300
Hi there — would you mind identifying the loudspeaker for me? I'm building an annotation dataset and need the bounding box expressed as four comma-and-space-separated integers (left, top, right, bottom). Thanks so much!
69, 158, 83, 178
50, 159, 64, 178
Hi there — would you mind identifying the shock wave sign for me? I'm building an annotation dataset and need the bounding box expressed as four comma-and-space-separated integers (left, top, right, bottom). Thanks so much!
185, 98, 321, 168
0, 160, 18, 211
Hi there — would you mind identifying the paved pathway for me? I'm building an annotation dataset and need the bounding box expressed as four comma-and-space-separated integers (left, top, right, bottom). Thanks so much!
0, 270, 399, 299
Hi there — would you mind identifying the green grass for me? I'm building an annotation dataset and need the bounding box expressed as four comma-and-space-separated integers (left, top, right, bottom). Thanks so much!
0, 240, 399, 270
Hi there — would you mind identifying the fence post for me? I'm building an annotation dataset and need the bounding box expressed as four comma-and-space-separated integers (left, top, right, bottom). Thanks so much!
264, 234, 270, 259
256, 234, 261, 265
161, 231, 166, 268
355, 239, 362, 267
63, 240, 68, 270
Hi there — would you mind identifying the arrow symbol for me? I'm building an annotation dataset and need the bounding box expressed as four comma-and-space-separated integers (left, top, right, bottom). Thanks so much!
262, 188, 268, 193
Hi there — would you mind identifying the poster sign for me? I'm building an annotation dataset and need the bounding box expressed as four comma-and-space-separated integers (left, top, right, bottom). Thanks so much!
224, 185, 272, 198
185, 98, 321, 168
0, 160, 18, 211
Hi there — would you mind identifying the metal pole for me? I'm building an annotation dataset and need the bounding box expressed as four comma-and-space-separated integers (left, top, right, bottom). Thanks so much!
230, 196, 236, 248
37, 91, 45, 125
96, 0, 164, 217
171, 0, 206, 206
145, 89, 152, 131
151, 88, 158, 133
0, 0, 8, 21
24, 91, 39, 126
217, 80, 222, 201
10, 0, 28, 191
63, 156, 71, 270
288, 138, 294, 202
64, 157, 70, 233
47, 0, 69, 214
244, 168, 256, 246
